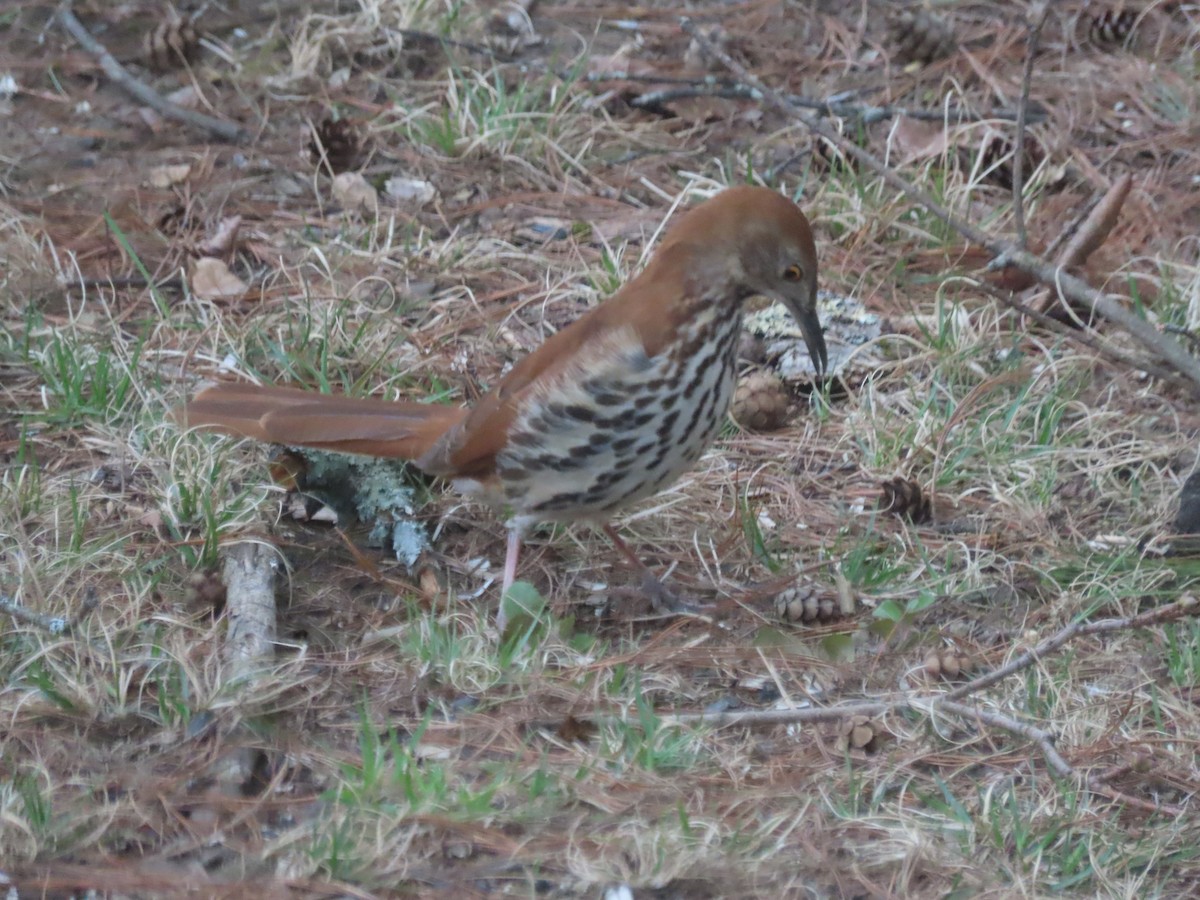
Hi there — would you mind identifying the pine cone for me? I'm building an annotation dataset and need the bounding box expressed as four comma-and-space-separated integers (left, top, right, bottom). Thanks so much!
836, 715, 887, 754
144, 11, 200, 71
923, 649, 974, 680
1088, 8, 1138, 47
309, 116, 363, 174
776, 582, 845, 623
879, 476, 932, 524
731, 372, 790, 432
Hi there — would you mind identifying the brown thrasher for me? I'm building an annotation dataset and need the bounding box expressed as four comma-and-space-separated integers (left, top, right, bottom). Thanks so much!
182, 186, 824, 613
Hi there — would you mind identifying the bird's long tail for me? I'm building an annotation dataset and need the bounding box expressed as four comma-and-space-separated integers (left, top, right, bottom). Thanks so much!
180, 382, 466, 460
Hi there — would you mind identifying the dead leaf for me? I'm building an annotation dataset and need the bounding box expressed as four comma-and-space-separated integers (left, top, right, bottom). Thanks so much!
196, 215, 242, 257
148, 163, 192, 188
384, 176, 437, 205
555, 714, 597, 743
190, 257, 247, 300
332, 172, 378, 213
890, 117, 950, 165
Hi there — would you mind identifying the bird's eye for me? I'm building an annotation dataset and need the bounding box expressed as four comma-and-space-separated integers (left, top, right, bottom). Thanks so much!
783, 264, 804, 282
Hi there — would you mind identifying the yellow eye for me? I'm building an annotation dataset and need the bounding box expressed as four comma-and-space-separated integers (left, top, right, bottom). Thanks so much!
783, 264, 804, 282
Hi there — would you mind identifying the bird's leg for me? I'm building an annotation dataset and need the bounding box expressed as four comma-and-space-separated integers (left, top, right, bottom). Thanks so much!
496, 524, 524, 631
601, 523, 696, 612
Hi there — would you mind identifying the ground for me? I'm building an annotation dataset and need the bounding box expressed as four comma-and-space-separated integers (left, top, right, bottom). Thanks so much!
3, 1, 1200, 897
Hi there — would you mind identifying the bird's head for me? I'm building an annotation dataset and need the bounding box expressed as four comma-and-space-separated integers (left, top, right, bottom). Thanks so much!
669, 186, 827, 376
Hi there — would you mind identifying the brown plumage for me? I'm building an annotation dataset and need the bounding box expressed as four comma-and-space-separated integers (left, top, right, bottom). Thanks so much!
182, 185, 824, 618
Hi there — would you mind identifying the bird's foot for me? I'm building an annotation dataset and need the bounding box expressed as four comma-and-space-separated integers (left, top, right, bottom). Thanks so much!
608, 572, 710, 617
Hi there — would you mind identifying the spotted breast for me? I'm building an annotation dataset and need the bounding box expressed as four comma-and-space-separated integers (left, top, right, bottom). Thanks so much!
496, 303, 743, 530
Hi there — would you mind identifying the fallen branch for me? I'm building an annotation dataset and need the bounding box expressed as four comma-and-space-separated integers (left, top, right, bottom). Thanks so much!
975, 279, 1183, 386
1011, 1, 1049, 248
680, 17, 1200, 396
659, 699, 901, 728
932, 698, 1185, 816
629, 83, 1047, 126
944, 595, 1198, 702
1, 589, 113, 662
220, 541, 278, 682
549, 595, 1200, 817
56, 3, 246, 143
0, 590, 97, 637
390, 26, 1046, 128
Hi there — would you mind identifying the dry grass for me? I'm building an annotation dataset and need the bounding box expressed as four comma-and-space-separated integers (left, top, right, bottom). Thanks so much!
3, 1, 1200, 897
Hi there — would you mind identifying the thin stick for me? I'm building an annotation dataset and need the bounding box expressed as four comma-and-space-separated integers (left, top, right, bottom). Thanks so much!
56, 3, 246, 143
680, 17, 1200, 396
974, 280, 1183, 386
933, 699, 1185, 816
629, 84, 1045, 126
1012, 2, 1049, 248
944, 595, 1198, 702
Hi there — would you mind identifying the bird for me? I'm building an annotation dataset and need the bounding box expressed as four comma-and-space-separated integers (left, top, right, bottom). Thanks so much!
181, 185, 825, 618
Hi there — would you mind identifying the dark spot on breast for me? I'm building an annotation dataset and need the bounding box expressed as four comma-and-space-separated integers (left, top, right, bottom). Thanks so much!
565, 403, 596, 422
682, 399, 705, 442
611, 436, 637, 452
534, 491, 584, 512
534, 452, 583, 472
569, 442, 601, 460
656, 409, 680, 442
508, 431, 542, 449
648, 443, 671, 472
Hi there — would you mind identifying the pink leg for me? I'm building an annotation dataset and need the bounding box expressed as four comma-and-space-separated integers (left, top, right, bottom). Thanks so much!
497, 526, 522, 631
601, 523, 687, 612
602, 522, 650, 572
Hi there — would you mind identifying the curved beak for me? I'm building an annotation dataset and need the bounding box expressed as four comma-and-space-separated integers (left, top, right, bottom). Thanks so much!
795, 305, 827, 377
774, 278, 826, 377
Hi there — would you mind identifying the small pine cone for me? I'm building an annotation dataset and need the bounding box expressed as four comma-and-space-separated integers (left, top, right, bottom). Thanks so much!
923, 649, 974, 680
731, 372, 790, 432
144, 12, 200, 71
879, 476, 932, 524
974, 131, 1045, 192
888, 9, 957, 66
1088, 8, 1138, 47
309, 116, 362, 173
776, 582, 839, 623
185, 570, 227, 616
836, 715, 887, 754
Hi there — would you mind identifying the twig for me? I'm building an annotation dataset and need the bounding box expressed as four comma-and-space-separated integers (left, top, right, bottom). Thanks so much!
944, 595, 1198, 702
1012, 2, 1049, 248
1055, 173, 1132, 270
680, 17, 1200, 396
1, 594, 74, 635
933, 699, 1186, 816
0, 589, 98, 637
545, 596, 1200, 815
658, 700, 901, 728
392, 26, 1047, 128
56, 3, 246, 143
935, 698, 1074, 776
937, 699, 1187, 816
629, 83, 1047, 126
974, 280, 1184, 387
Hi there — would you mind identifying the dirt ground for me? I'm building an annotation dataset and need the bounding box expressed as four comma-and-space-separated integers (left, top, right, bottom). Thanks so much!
3, 1, 1200, 897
